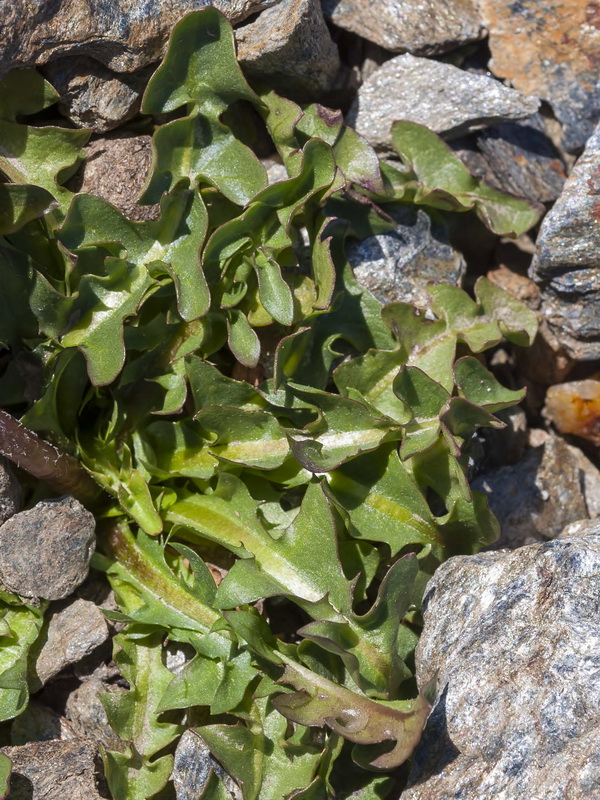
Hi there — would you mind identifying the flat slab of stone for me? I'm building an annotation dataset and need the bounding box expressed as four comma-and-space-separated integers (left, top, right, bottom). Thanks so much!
480, 0, 600, 152
322, 0, 484, 55
531, 122, 600, 359
347, 54, 540, 151
1, 739, 106, 799
403, 519, 600, 799
0, 496, 95, 601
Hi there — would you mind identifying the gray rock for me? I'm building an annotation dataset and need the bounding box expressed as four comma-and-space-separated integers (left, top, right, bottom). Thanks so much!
236, 0, 339, 99
11, 702, 76, 745
0, 457, 20, 525
474, 405, 528, 471
321, 0, 484, 55
172, 729, 242, 800
473, 435, 594, 549
31, 599, 109, 687
0, 496, 96, 601
479, 0, 600, 153
347, 206, 465, 307
531, 122, 600, 360
403, 520, 600, 799
347, 54, 540, 151
69, 133, 159, 222
42, 56, 150, 133
0, 0, 277, 76
65, 677, 123, 750
1, 739, 106, 800
477, 115, 567, 204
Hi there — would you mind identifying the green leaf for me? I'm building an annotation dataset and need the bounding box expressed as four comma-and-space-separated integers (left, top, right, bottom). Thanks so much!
453, 356, 526, 412
101, 630, 183, 800
286, 384, 401, 472
136, 419, 218, 480
274, 656, 430, 770
197, 406, 290, 470
0, 753, 10, 799
0, 184, 57, 234
390, 121, 543, 236
226, 309, 260, 367
393, 367, 449, 459
0, 598, 46, 722
327, 445, 444, 559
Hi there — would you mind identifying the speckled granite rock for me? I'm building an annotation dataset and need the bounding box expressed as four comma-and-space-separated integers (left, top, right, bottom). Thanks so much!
347, 206, 465, 307
0, 0, 277, 76
531, 122, 600, 360
321, 0, 484, 55
347, 54, 540, 151
42, 56, 151, 133
479, 0, 600, 152
403, 519, 600, 799
236, 0, 339, 98
473, 434, 596, 549
172, 730, 242, 800
0, 496, 95, 601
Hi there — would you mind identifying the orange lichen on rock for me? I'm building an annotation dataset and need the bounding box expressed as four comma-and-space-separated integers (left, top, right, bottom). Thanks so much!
544, 379, 600, 445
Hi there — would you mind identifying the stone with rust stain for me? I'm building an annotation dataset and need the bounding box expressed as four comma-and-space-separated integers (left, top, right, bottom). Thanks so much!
544, 379, 600, 446
403, 519, 600, 799
236, 0, 339, 99
0, 0, 277, 76
479, 0, 600, 153
530, 122, 600, 360
322, 0, 484, 55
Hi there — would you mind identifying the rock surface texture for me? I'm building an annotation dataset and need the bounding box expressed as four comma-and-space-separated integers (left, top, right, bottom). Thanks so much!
531, 123, 600, 360
236, 0, 339, 98
473, 435, 598, 549
479, 0, 600, 152
1, 739, 106, 799
347, 54, 540, 151
321, 0, 484, 55
0, 457, 20, 526
32, 599, 110, 687
0, 0, 276, 75
403, 519, 600, 799
0, 496, 95, 600
347, 207, 465, 307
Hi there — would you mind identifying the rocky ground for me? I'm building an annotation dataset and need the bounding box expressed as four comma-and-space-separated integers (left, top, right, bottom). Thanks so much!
0, 1, 599, 797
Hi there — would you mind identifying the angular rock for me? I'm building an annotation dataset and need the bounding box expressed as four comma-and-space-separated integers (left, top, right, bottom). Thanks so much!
544, 379, 600, 447
65, 678, 123, 750
69, 133, 159, 222
347, 54, 540, 151
477, 115, 567, 204
479, 0, 600, 152
404, 520, 600, 799
530, 123, 600, 360
0, 496, 95, 601
172, 730, 242, 800
11, 702, 76, 745
0, 457, 20, 526
473, 434, 594, 549
347, 206, 465, 307
1, 739, 106, 800
321, 0, 484, 55
42, 56, 150, 133
236, 0, 339, 98
0, 0, 277, 76
31, 599, 110, 687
